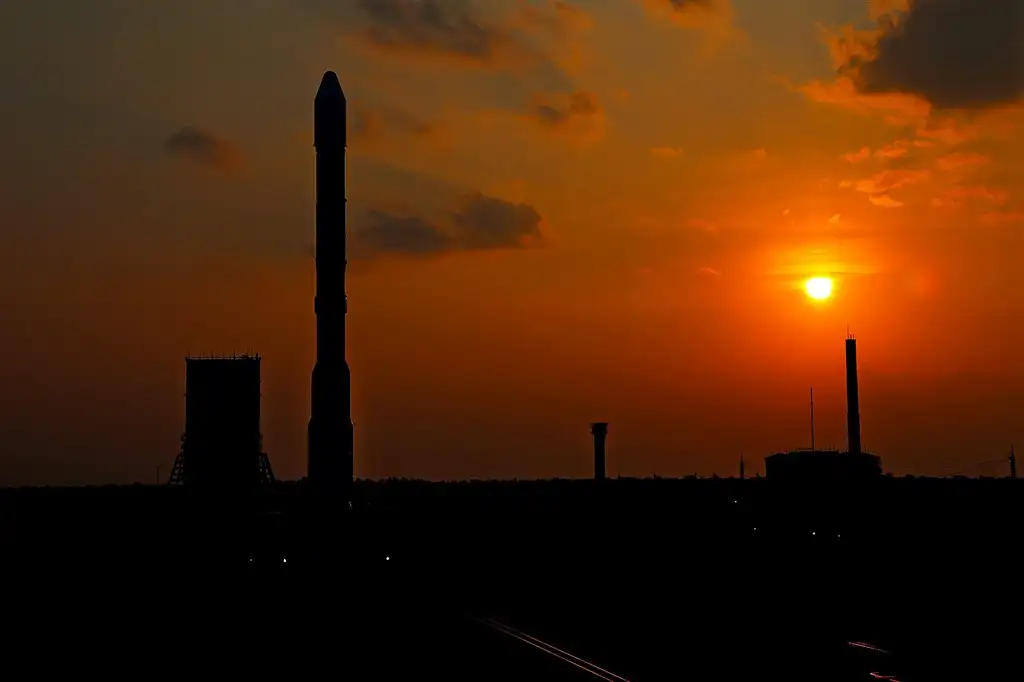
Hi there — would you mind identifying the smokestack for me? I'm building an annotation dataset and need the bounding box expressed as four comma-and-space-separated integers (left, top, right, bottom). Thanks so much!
845, 335, 862, 456
591, 423, 608, 481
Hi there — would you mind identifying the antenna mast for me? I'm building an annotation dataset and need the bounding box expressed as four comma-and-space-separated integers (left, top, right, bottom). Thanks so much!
1010, 444, 1017, 480
810, 387, 815, 451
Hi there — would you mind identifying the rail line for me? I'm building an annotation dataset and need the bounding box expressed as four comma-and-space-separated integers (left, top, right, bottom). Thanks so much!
476, 616, 631, 681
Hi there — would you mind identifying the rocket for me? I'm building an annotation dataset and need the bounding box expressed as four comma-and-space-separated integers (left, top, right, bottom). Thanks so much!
308, 70, 354, 494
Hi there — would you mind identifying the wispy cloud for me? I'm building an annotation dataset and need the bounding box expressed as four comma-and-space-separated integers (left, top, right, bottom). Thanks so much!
163, 127, 239, 171
352, 191, 544, 259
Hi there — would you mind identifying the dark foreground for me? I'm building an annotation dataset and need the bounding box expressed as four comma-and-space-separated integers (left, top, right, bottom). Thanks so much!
2, 477, 1021, 680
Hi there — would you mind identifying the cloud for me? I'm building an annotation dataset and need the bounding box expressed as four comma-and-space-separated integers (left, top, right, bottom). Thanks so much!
935, 152, 991, 172
868, 0, 911, 22
639, 0, 736, 36
840, 168, 930, 207
979, 210, 1024, 226
869, 193, 903, 208
807, 0, 1024, 117
451, 191, 543, 249
697, 266, 721, 277
356, 0, 513, 63
163, 127, 239, 170
354, 211, 453, 256
841, 168, 931, 195
842, 139, 931, 165
853, 0, 1024, 110
530, 90, 602, 137
932, 185, 1009, 209
915, 117, 982, 146
842, 147, 871, 164
514, 0, 591, 35
350, 101, 437, 141
351, 191, 543, 258
797, 75, 930, 126
350, 0, 589, 76
875, 139, 911, 160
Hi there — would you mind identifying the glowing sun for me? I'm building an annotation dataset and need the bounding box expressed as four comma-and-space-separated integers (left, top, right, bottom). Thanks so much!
804, 276, 833, 301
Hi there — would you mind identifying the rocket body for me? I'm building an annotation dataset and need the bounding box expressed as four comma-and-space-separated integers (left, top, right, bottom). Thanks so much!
309, 71, 353, 493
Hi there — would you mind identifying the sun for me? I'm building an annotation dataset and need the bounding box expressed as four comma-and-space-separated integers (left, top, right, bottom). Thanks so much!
804, 276, 833, 301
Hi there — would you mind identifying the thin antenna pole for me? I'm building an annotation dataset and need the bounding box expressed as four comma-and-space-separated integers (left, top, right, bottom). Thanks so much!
810, 387, 815, 451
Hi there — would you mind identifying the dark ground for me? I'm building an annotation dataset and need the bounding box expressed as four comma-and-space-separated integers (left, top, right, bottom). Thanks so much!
1, 477, 1020, 680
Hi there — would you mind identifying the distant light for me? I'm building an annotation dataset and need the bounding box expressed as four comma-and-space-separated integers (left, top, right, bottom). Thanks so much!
385, 556, 390, 561
837, 534, 841, 539
733, 500, 738, 504
812, 531, 816, 536
753, 527, 757, 531
283, 557, 287, 564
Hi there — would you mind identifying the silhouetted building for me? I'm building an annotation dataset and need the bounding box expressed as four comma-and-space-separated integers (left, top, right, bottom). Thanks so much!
764, 336, 882, 482
846, 335, 862, 457
591, 422, 608, 481
308, 69, 354, 495
169, 355, 274, 487
765, 448, 881, 482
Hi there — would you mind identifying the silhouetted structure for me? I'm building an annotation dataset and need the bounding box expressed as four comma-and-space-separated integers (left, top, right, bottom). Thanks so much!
1011, 445, 1017, 479
591, 423, 608, 481
809, 388, 815, 450
168, 355, 274, 487
308, 70, 354, 496
765, 336, 882, 482
765, 448, 881, 481
846, 335, 861, 456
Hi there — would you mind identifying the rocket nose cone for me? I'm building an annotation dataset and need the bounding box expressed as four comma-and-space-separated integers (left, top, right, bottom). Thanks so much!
316, 71, 344, 100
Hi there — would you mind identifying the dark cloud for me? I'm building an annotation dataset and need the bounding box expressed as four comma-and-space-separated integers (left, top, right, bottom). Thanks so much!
353, 210, 453, 256
352, 0, 584, 70
668, 0, 718, 10
350, 102, 436, 141
163, 127, 238, 170
301, 1, 583, 105
846, 0, 1024, 110
533, 91, 599, 127
451, 192, 543, 249
639, 0, 734, 31
356, 0, 504, 63
351, 192, 543, 259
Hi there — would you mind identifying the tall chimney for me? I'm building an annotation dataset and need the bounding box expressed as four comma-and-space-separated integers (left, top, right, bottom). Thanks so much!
591, 423, 608, 481
845, 336, 862, 456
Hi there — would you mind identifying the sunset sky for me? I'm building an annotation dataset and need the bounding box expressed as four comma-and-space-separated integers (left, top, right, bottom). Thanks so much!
2, 0, 1023, 485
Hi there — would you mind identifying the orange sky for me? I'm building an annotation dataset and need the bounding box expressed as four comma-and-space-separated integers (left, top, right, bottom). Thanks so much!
2, 0, 1023, 485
